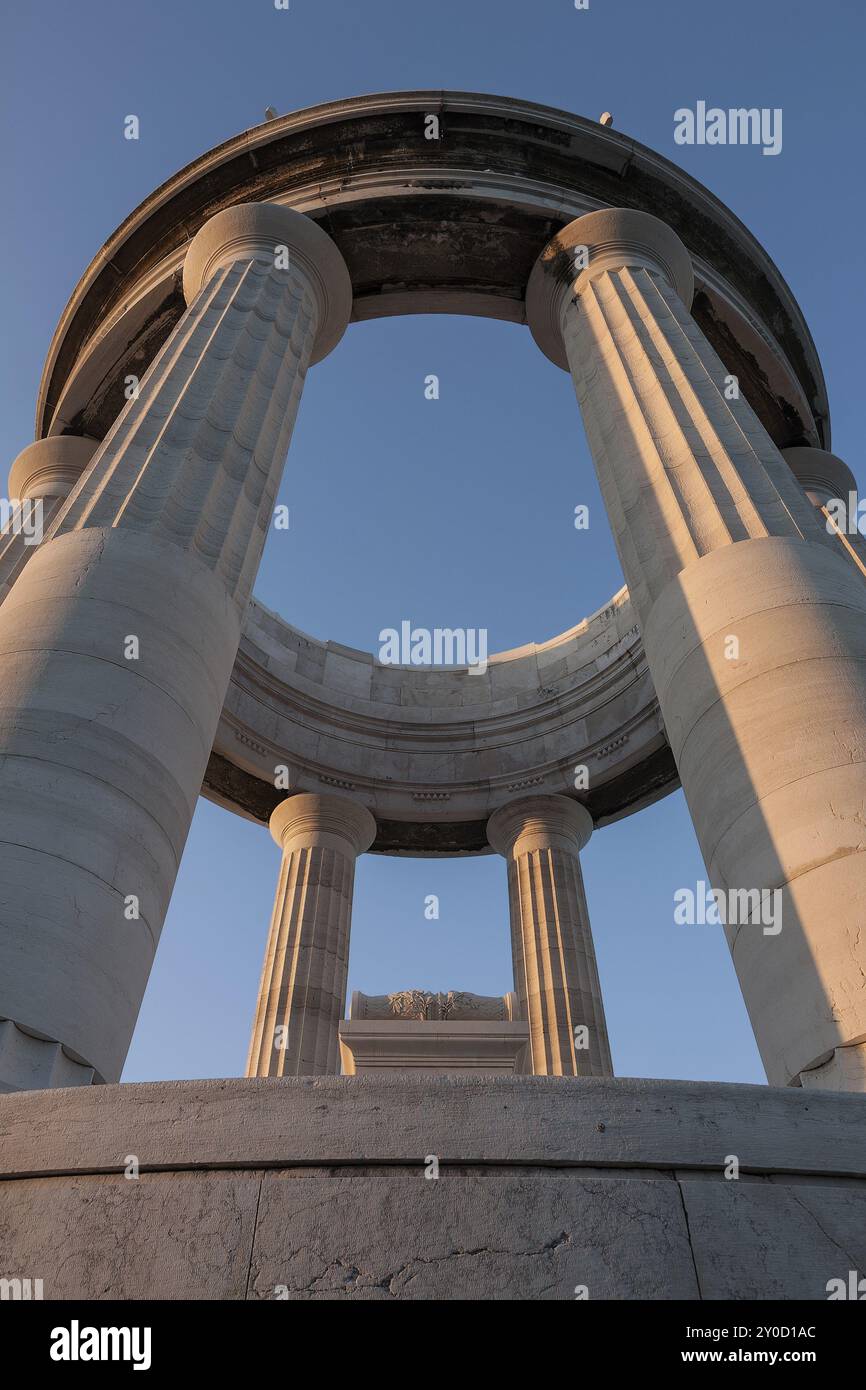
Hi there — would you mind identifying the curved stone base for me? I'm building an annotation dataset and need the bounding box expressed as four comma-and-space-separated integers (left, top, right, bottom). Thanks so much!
1, 1077, 864, 1300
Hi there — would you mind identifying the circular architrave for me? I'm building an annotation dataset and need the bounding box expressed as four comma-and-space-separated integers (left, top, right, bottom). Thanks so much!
37, 91, 827, 450
30, 92, 830, 852
205, 587, 677, 854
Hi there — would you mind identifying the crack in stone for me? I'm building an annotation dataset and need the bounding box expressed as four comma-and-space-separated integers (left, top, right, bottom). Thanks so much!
677, 1181, 704, 1300
787, 1188, 861, 1273
243, 1174, 263, 1299
267, 1232, 579, 1298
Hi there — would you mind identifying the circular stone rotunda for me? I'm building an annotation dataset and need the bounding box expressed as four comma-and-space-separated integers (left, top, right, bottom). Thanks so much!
1, 92, 865, 1300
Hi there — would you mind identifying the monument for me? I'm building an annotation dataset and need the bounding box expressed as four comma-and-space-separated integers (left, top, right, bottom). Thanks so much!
1, 91, 864, 1299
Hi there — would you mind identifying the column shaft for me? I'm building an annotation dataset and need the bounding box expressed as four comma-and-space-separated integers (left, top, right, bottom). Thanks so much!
489, 796, 613, 1077
0, 204, 351, 1088
247, 794, 376, 1077
527, 209, 866, 1088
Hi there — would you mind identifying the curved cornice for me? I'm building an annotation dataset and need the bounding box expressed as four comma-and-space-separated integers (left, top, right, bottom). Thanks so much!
37, 90, 826, 452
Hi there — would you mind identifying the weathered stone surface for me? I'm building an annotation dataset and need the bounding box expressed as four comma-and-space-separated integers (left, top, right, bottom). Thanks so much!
2, 1077, 864, 1179
6, 1165, 863, 1301
0, 1078, 863, 1300
681, 1178, 866, 1301
0, 1172, 259, 1300
246, 1170, 698, 1300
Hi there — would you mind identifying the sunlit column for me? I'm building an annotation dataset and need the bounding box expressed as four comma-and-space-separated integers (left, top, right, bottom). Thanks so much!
487, 795, 613, 1077
526, 208, 866, 1089
247, 794, 377, 1077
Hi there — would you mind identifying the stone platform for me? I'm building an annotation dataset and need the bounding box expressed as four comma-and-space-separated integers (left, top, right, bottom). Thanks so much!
1, 1076, 864, 1300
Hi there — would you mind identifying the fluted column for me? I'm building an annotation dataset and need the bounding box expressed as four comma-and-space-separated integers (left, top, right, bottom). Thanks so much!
527, 208, 866, 1089
247, 794, 377, 1077
1, 436, 98, 603
487, 795, 612, 1077
0, 203, 351, 1090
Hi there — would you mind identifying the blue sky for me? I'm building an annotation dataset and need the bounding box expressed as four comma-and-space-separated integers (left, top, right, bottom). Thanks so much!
3, 0, 863, 1084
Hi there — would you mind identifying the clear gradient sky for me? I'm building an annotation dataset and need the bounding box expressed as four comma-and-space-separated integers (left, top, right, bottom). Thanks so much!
2, 0, 864, 1085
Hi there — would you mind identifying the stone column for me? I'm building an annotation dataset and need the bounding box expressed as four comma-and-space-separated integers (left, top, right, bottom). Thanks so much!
487, 795, 613, 1077
782, 446, 866, 579
246, 793, 376, 1077
526, 208, 866, 1090
1, 436, 98, 602
0, 203, 351, 1090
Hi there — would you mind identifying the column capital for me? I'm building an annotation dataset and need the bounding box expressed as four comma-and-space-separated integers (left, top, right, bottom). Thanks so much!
182, 201, 352, 363
781, 446, 857, 507
487, 794, 593, 858
526, 206, 694, 370
8, 435, 99, 502
269, 792, 377, 858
